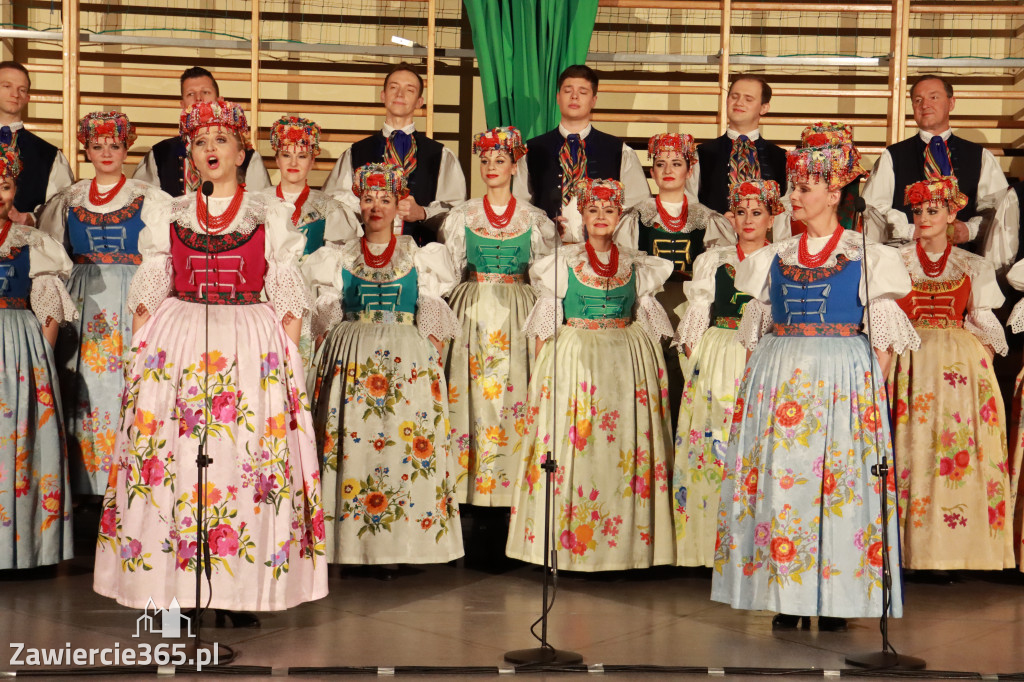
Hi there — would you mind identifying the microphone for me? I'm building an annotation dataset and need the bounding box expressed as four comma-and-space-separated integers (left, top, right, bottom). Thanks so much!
854, 196, 867, 213
201, 181, 214, 197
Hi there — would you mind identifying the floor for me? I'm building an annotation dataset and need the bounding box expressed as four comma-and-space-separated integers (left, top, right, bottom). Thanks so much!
2, 541, 1022, 681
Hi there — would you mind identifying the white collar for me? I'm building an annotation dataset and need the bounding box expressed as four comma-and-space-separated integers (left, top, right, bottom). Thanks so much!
558, 122, 592, 140
917, 128, 952, 143
727, 128, 760, 142
0, 121, 24, 132
382, 122, 416, 137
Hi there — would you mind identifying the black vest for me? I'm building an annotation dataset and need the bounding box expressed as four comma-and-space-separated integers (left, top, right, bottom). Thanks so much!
11, 129, 59, 213
151, 136, 256, 198
525, 127, 624, 221
696, 134, 788, 215
636, 220, 704, 281
889, 134, 983, 224
349, 131, 444, 247
1014, 182, 1024, 264
709, 262, 752, 325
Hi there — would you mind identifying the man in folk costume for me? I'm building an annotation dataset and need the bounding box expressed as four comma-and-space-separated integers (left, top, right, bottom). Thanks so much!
133, 66, 271, 196
686, 74, 787, 218
862, 74, 1018, 271
0, 61, 74, 225
513, 64, 651, 245
322, 63, 466, 246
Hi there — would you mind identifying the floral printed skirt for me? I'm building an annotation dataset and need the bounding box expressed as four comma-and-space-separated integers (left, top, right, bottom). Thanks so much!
711, 333, 902, 618
0, 308, 73, 569
673, 327, 746, 567
93, 299, 328, 610
58, 262, 134, 496
1010, 368, 1024, 572
446, 280, 535, 507
891, 327, 1017, 569
506, 324, 674, 571
311, 320, 463, 564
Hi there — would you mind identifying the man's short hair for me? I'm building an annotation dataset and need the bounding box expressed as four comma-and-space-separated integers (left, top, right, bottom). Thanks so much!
179, 66, 219, 97
728, 74, 772, 104
557, 65, 599, 93
910, 74, 953, 99
0, 61, 31, 89
383, 63, 424, 98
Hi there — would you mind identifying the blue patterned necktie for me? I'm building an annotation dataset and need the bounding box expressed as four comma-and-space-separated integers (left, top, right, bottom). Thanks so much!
924, 135, 953, 179
567, 133, 582, 164
0, 126, 11, 146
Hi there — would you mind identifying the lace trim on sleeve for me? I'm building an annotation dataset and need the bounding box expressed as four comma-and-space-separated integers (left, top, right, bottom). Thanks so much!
30, 274, 78, 326
966, 309, 1008, 356
417, 295, 461, 341
634, 295, 673, 342
311, 291, 343, 340
673, 299, 711, 350
126, 257, 172, 317
522, 297, 563, 341
265, 260, 312, 322
864, 298, 920, 354
737, 299, 773, 351
1009, 300, 1024, 335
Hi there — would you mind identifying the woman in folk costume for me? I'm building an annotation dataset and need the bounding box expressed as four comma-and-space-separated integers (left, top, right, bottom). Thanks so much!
1004, 258, 1024, 572
304, 162, 463, 569
671, 179, 781, 567
38, 112, 169, 498
773, 122, 869, 240
263, 115, 358, 255
0, 144, 76, 570
506, 178, 675, 571
439, 126, 557, 508
262, 115, 359, 367
711, 136, 920, 630
93, 99, 328, 618
891, 176, 1015, 571
617, 133, 734, 320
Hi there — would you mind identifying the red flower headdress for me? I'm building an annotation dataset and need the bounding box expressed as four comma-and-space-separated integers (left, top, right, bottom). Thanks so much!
647, 133, 697, 166
728, 179, 784, 216
787, 122, 866, 190
575, 177, 625, 210
903, 176, 968, 214
352, 162, 409, 199
0, 144, 21, 179
270, 115, 322, 156
77, 111, 137, 149
472, 126, 527, 162
179, 99, 252, 150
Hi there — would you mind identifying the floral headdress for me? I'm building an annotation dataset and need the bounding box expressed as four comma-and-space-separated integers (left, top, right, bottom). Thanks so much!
786, 122, 866, 190
179, 99, 252, 150
575, 177, 624, 210
903, 176, 968, 214
77, 111, 137, 148
270, 115, 321, 156
352, 162, 409, 199
647, 133, 697, 166
0, 144, 21, 179
728, 179, 784, 216
472, 126, 527, 162
799, 121, 854, 149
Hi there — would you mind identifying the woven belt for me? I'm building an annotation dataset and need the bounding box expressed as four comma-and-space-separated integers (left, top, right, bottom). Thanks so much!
345, 310, 415, 325
0, 297, 28, 309
175, 290, 262, 305
773, 322, 860, 337
713, 316, 741, 329
566, 317, 629, 330
73, 253, 142, 265
913, 318, 963, 329
468, 270, 525, 284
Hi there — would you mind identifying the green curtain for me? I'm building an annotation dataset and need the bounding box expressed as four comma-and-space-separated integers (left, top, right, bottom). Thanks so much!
463, 0, 600, 140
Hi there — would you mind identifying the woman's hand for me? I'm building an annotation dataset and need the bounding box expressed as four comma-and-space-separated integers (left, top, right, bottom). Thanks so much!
535, 337, 546, 359
874, 348, 892, 378
133, 305, 150, 333
283, 312, 301, 346
42, 317, 58, 348
683, 344, 692, 359
428, 334, 443, 355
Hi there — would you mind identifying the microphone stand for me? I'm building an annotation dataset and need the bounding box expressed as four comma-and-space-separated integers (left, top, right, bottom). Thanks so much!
504, 210, 582, 668
187, 180, 236, 666
844, 196, 925, 671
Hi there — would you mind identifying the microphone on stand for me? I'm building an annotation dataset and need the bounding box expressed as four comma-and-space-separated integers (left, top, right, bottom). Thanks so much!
200, 180, 214, 581
202, 181, 215, 199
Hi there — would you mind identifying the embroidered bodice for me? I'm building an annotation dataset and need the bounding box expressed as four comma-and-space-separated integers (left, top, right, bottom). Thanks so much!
769, 255, 864, 327
170, 222, 267, 304
68, 194, 146, 263
0, 245, 31, 301
342, 268, 419, 316
465, 226, 532, 276
563, 267, 637, 321
710, 262, 751, 327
